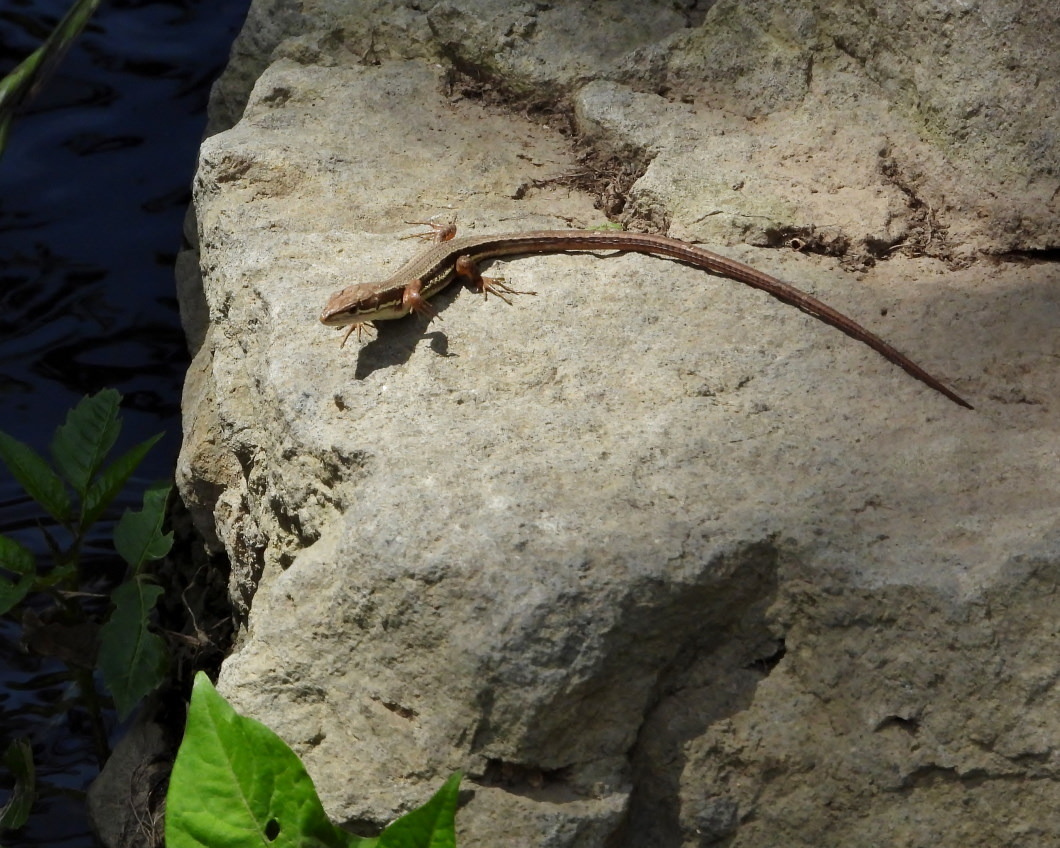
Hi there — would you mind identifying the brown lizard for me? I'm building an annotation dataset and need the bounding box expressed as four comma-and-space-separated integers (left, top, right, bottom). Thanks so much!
320, 224, 972, 409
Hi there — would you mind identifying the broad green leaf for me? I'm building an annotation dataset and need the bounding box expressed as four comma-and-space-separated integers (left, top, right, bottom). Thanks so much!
82, 432, 164, 528
50, 389, 122, 496
0, 536, 36, 616
97, 579, 166, 719
0, 737, 34, 830
113, 481, 173, 570
0, 431, 69, 522
377, 772, 461, 848
165, 673, 367, 848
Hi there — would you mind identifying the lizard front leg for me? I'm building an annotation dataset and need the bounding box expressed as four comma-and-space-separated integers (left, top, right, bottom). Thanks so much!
401, 277, 440, 320
403, 216, 458, 244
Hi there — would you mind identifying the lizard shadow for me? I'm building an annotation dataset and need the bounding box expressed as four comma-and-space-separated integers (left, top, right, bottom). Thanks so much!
351, 286, 461, 380
347, 250, 614, 380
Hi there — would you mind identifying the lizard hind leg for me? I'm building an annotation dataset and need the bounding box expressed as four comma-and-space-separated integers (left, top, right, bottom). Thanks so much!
454, 254, 537, 305
481, 276, 538, 306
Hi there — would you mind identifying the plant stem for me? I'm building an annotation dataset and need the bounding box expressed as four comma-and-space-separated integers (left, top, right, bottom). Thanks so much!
73, 666, 111, 768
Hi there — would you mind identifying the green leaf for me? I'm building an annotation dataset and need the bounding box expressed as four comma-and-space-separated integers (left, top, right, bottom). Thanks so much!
0, 737, 34, 831
0, 536, 37, 616
0, 431, 69, 522
113, 481, 173, 570
50, 389, 122, 497
82, 432, 164, 528
97, 579, 167, 719
377, 772, 462, 848
165, 673, 368, 848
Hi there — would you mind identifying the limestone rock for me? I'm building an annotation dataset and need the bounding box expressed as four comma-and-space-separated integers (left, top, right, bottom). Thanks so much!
175, 2, 1060, 845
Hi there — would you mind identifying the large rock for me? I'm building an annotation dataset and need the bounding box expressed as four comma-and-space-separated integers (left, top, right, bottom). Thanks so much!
176, 2, 1060, 845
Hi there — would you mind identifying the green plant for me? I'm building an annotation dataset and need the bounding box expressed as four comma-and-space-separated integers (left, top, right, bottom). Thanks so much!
0, 391, 464, 847
0, 0, 102, 156
167, 673, 462, 848
0, 739, 34, 835
0, 388, 171, 836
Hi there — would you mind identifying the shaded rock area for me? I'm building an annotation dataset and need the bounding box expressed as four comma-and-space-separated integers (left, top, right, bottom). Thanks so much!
175, 1, 1059, 846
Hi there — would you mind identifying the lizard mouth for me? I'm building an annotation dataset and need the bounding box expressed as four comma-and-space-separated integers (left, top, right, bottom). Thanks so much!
319, 308, 355, 326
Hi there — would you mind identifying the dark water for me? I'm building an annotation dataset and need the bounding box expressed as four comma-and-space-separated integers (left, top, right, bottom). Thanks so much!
0, 0, 250, 844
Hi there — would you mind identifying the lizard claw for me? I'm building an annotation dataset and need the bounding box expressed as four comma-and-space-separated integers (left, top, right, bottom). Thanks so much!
402, 216, 458, 244
481, 275, 537, 306
339, 322, 376, 347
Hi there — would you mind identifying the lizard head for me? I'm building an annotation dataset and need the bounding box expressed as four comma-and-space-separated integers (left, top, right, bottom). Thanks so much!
320, 283, 406, 326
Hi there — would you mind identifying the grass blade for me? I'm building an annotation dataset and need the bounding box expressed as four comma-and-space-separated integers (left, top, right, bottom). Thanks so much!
0, 738, 35, 831
0, 0, 104, 158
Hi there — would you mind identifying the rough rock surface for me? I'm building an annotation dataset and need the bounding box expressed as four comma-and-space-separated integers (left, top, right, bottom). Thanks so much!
176, 1, 1060, 846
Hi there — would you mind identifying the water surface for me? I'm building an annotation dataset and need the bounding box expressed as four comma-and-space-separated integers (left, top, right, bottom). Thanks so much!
0, 1, 251, 843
